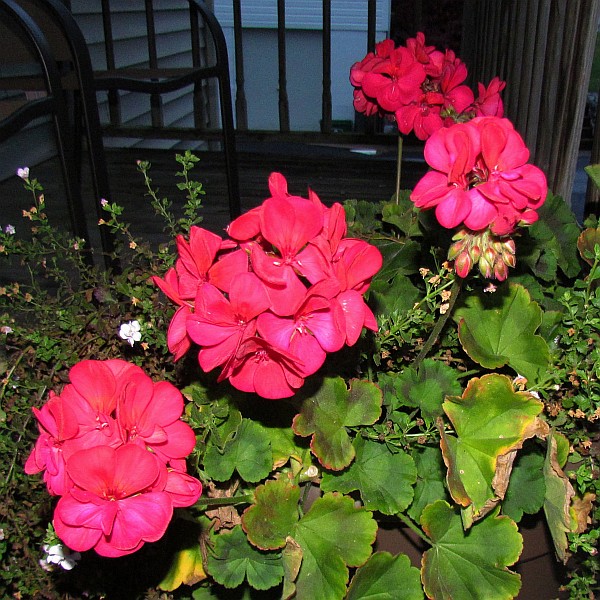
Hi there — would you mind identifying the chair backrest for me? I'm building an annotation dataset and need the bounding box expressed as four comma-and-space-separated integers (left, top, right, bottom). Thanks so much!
0, 0, 66, 141
88, 0, 240, 218
0, 0, 91, 248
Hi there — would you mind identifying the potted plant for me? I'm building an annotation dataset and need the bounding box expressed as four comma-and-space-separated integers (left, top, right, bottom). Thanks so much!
1, 33, 598, 600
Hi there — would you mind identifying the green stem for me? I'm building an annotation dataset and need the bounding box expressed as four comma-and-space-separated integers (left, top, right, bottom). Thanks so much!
395, 135, 403, 204
192, 494, 254, 509
396, 512, 433, 546
413, 277, 462, 371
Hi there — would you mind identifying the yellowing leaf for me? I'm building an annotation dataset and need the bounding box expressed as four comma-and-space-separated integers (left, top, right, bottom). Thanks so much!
158, 544, 207, 591
440, 374, 546, 523
543, 431, 576, 563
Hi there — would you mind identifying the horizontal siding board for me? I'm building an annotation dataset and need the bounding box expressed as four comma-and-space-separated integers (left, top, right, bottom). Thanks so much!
214, 0, 391, 31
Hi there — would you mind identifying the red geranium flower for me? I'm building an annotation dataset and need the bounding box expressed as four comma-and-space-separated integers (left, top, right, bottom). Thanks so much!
53, 444, 173, 557
187, 274, 271, 373
410, 117, 547, 235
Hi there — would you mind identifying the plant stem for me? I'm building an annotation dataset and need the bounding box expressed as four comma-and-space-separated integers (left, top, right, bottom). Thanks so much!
395, 135, 403, 204
396, 512, 433, 546
413, 277, 462, 371
193, 494, 254, 508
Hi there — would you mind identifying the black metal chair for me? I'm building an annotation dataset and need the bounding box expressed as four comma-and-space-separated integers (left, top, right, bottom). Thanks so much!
13, 0, 116, 265
0, 0, 91, 249
93, 0, 241, 219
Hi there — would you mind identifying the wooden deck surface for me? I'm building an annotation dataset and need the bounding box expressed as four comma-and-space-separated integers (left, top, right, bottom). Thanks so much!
0, 142, 427, 259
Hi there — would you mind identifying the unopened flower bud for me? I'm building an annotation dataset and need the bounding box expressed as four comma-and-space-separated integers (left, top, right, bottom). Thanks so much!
502, 250, 516, 268
478, 254, 493, 278
469, 244, 481, 263
447, 240, 464, 261
494, 260, 508, 281
454, 251, 472, 278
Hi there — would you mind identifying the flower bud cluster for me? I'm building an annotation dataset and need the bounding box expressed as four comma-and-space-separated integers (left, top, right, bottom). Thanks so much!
448, 228, 516, 281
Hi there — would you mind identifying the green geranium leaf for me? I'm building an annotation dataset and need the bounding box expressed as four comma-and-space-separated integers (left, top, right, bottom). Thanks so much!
242, 479, 301, 550
524, 192, 581, 279
321, 437, 416, 514
440, 374, 545, 522
408, 445, 450, 522
454, 283, 549, 383
394, 358, 462, 421
421, 501, 522, 600
346, 551, 424, 599
543, 431, 576, 563
203, 418, 272, 482
206, 526, 283, 590
292, 377, 382, 470
502, 445, 546, 523
585, 163, 600, 190
375, 238, 421, 280
371, 274, 421, 315
382, 199, 422, 237
293, 492, 378, 600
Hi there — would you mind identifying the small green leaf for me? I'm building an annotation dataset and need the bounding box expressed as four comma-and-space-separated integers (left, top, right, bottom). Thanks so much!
375, 238, 421, 280
440, 374, 545, 521
242, 479, 301, 550
502, 445, 546, 522
584, 163, 600, 191
421, 501, 522, 600
203, 418, 272, 482
543, 431, 576, 563
408, 445, 450, 522
393, 358, 462, 421
321, 437, 417, 515
293, 492, 378, 600
346, 551, 424, 599
522, 191, 582, 279
292, 377, 382, 470
206, 526, 283, 590
454, 283, 549, 383
381, 199, 422, 237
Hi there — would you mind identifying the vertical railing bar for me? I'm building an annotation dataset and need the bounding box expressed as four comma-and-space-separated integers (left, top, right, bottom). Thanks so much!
367, 0, 376, 52
100, 0, 120, 126
189, 2, 206, 129
145, 0, 163, 127
233, 0, 248, 130
364, 0, 377, 133
321, 0, 332, 133
277, 0, 290, 132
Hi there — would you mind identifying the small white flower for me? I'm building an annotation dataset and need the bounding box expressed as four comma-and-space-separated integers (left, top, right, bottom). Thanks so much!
119, 320, 142, 346
42, 543, 81, 571
1, 326, 13, 334
4, 225, 15, 235
100, 198, 108, 207
16, 167, 29, 180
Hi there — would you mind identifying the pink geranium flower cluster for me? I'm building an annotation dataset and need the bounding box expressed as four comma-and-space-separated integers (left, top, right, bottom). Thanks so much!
350, 32, 505, 140
25, 360, 201, 557
153, 172, 383, 400
410, 116, 547, 236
